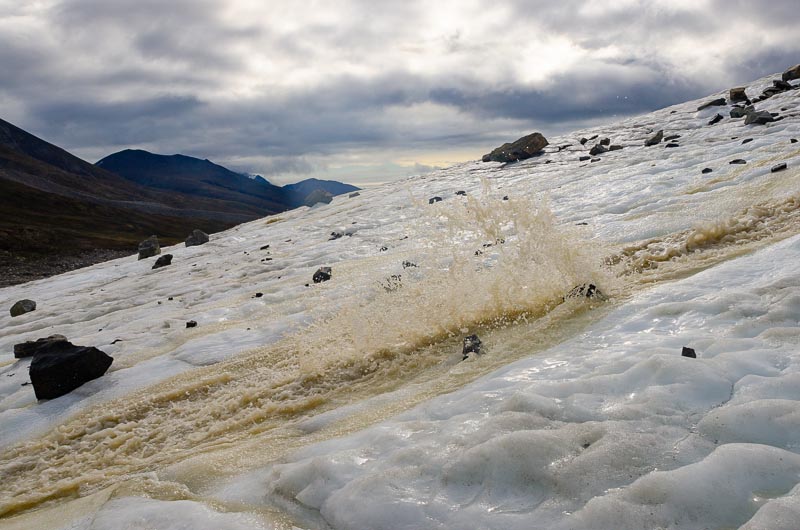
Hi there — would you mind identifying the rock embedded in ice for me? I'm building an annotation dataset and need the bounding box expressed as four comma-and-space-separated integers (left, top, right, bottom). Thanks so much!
771, 163, 788, 173
741, 138, 753, 144
708, 113, 723, 125
186, 320, 198, 328
589, 144, 608, 156
681, 346, 697, 358
773, 79, 793, 91
664, 134, 681, 141
608, 145, 623, 151
791, 138, 798, 144
697, 97, 726, 111
455, 190, 467, 196
9, 298, 36, 317
152, 254, 173, 269
745, 110, 775, 125
566, 283, 605, 300
730, 159, 747, 165
313, 266, 332, 283
665, 143, 680, 148
730, 86, 749, 102
428, 196, 442, 204
579, 137, 588, 145
185, 229, 209, 247
29, 343, 113, 400
481, 132, 549, 163
329, 231, 343, 240
13, 334, 68, 358
702, 168, 713, 174
644, 130, 663, 146
349, 191, 360, 198
782, 64, 800, 81
137, 235, 160, 260
462, 334, 483, 360
579, 156, 591, 161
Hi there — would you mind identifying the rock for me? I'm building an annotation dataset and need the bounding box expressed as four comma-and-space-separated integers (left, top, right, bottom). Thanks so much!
608, 145, 624, 151
773, 79, 793, 91
566, 283, 605, 300
771, 163, 788, 173
349, 192, 360, 198
10, 299, 36, 317
590, 158, 601, 162
481, 132, 549, 163
329, 232, 343, 241
462, 334, 483, 360
599, 138, 611, 146
185, 229, 209, 247
579, 137, 588, 145
502, 196, 509, 200
664, 134, 681, 141
681, 346, 696, 358
428, 196, 443, 204
588, 134, 598, 141
791, 139, 798, 144
781, 64, 800, 82
702, 168, 713, 174
644, 130, 663, 146
589, 144, 608, 156
152, 254, 173, 269
730, 106, 753, 119
455, 190, 467, 196
304, 189, 334, 207
579, 156, 591, 161
138, 235, 160, 260
313, 267, 332, 283
761, 87, 782, 99
254, 292, 263, 298
402, 261, 417, 269
260, 244, 270, 250
29, 342, 113, 400
708, 113, 723, 125
729, 159, 747, 165
13, 335, 68, 358
730, 86, 748, 102
744, 110, 775, 125
186, 320, 197, 328
665, 143, 680, 148
741, 138, 753, 144
697, 98, 726, 111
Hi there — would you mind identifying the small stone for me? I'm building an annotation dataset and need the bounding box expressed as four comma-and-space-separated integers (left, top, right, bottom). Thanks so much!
697, 98, 726, 111
729, 159, 747, 165
462, 334, 483, 360
591, 158, 601, 162
702, 168, 713, 174
791, 139, 798, 144
502, 196, 509, 200
579, 156, 591, 161
380, 246, 388, 252
579, 137, 588, 145
185, 229, 209, 247
186, 320, 197, 328
137, 235, 160, 260
428, 196, 443, 204
730, 106, 750, 119
254, 292, 263, 298
260, 244, 270, 250
455, 190, 467, 196
10, 299, 36, 317
402, 261, 417, 268
152, 254, 173, 269
313, 267, 332, 283
771, 163, 788, 173
665, 143, 679, 148
644, 130, 663, 146
589, 144, 608, 156
566, 283, 605, 300
329, 232, 343, 241
681, 346, 696, 358
707, 113, 723, 125
664, 134, 681, 141
348, 192, 360, 198
741, 138, 753, 144
599, 138, 611, 146
608, 145, 623, 151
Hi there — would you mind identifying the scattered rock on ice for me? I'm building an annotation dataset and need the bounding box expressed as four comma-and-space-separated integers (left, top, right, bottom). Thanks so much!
730, 106, 751, 119
13, 334, 68, 358
566, 283, 605, 300
185, 229, 209, 247
455, 190, 467, 196
589, 144, 608, 156
702, 168, 713, 174
730, 159, 747, 165
579, 137, 588, 145
681, 346, 697, 358
186, 320, 197, 328
730, 86, 748, 103
428, 196, 443, 204
313, 267, 332, 283
348, 192, 360, 198
791, 139, 798, 144
708, 113, 723, 125
599, 138, 611, 146
771, 163, 788, 173
697, 97, 726, 111
741, 138, 753, 144
665, 143, 680, 148
644, 130, 663, 146
664, 134, 681, 141
782, 64, 800, 81
152, 254, 173, 269
29, 341, 114, 400
481, 132, 549, 163
462, 334, 483, 360
138, 235, 160, 260
9, 299, 36, 317
745, 110, 775, 125
609, 145, 623, 151
329, 232, 343, 241
260, 244, 270, 250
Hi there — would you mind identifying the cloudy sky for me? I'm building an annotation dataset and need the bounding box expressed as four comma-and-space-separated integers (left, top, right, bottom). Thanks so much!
1, 0, 798, 186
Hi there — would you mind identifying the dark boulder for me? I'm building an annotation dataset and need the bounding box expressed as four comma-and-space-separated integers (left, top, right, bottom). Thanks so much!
313, 267, 332, 283
771, 163, 788, 173
644, 130, 663, 146
730, 106, 751, 119
701, 168, 713, 174
152, 254, 173, 269
608, 145, 624, 151
773, 79, 793, 91
742, 138, 753, 144
729, 87, 748, 103
744, 110, 775, 125
599, 138, 611, 146
138, 235, 160, 260
681, 346, 696, 358
10, 299, 36, 317
708, 114, 723, 125
782, 64, 800, 82
697, 98, 726, 111
579, 156, 591, 161
428, 196, 443, 204
186, 320, 197, 328
481, 132, 549, 163
462, 334, 483, 360
589, 144, 608, 156
579, 137, 588, 145
14, 335, 68, 358
792, 139, 798, 144
665, 143, 680, 148
185, 229, 209, 247
29, 342, 113, 400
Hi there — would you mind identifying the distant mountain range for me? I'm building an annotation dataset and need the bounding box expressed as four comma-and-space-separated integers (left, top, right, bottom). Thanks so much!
0, 117, 358, 284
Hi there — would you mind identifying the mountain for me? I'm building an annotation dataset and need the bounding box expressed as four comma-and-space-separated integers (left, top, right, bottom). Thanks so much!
283, 178, 360, 200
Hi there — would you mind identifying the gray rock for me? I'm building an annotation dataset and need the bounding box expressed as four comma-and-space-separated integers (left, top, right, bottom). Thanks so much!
708, 113, 723, 125
697, 98, 726, 111
579, 137, 588, 145
10, 299, 36, 317
185, 229, 209, 247
566, 283, 605, 300
138, 235, 160, 260
482, 132, 549, 163
782, 64, 800, 82
462, 334, 483, 360
729, 87, 748, 103
455, 190, 467, 196
14, 335, 68, 358
664, 134, 681, 141
665, 143, 680, 148
773, 79, 793, 91
313, 267, 332, 283
29, 341, 113, 400
599, 138, 611, 146
152, 254, 173, 269
589, 144, 608, 156
681, 346, 696, 358
729, 159, 747, 165
702, 168, 713, 174
304, 189, 334, 207
579, 156, 591, 161
730, 107, 750, 118
428, 196, 443, 204
744, 110, 775, 125
644, 130, 663, 146
741, 138, 753, 144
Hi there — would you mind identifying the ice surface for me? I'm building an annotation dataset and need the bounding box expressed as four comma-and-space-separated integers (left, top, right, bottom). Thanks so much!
1, 70, 799, 528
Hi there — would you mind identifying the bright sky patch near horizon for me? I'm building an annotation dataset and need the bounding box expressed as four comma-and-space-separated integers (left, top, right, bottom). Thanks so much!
1, 0, 798, 186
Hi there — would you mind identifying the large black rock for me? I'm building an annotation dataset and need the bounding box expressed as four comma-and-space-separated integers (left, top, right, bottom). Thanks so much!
14, 334, 68, 358
482, 132, 549, 163
29, 342, 113, 400
152, 254, 173, 269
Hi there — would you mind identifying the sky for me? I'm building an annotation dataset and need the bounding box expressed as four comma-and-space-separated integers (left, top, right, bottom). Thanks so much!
1, 0, 799, 186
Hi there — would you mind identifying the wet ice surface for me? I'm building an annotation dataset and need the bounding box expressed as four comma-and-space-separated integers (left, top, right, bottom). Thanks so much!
0, 72, 798, 528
